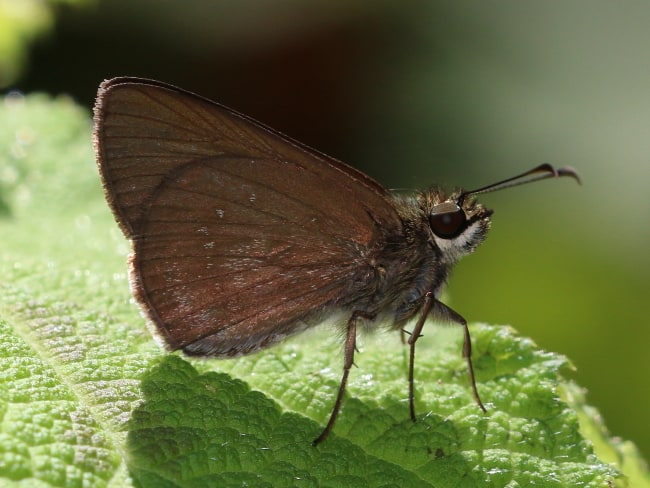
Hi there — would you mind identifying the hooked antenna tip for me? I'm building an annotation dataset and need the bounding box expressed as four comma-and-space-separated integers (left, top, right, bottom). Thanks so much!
556, 166, 582, 185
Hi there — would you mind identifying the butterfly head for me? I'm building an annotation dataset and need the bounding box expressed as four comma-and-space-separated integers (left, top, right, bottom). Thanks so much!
422, 189, 492, 262
421, 163, 581, 262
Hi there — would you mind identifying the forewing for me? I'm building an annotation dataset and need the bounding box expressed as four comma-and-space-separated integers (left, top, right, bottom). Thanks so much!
93, 78, 402, 355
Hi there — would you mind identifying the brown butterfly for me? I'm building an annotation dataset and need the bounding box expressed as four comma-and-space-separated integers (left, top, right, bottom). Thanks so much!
93, 77, 579, 445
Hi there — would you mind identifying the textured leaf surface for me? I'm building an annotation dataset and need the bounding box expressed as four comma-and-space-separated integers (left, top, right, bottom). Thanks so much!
0, 92, 646, 487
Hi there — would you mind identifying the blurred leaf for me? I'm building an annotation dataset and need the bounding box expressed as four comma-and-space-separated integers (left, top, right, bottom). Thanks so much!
0, 0, 91, 88
0, 92, 646, 487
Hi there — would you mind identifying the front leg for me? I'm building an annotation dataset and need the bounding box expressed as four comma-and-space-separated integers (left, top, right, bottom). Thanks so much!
408, 296, 487, 421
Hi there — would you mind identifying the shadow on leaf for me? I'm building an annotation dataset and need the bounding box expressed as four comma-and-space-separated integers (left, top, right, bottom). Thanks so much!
126, 355, 430, 487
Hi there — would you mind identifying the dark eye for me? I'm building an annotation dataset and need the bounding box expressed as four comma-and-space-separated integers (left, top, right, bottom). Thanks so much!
429, 203, 467, 238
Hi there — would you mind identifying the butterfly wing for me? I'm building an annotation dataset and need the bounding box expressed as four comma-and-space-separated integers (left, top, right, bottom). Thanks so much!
94, 77, 403, 356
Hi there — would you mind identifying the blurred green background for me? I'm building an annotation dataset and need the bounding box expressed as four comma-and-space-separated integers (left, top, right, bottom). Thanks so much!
2, 0, 649, 462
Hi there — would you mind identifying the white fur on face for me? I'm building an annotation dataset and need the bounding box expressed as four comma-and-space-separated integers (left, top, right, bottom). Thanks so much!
431, 218, 486, 263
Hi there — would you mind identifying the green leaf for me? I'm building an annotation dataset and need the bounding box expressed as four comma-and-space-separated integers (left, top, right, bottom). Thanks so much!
0, 92, 647, 487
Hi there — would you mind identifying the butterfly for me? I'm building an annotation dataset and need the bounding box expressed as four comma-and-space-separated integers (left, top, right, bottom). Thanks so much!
93, 77, 579, 444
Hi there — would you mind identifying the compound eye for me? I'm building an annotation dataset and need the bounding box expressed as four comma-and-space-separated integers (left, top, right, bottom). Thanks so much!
429, 202, 467, 238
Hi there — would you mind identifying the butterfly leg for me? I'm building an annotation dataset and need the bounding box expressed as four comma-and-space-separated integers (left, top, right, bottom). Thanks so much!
407, 292, 434, 421
312, 310, 371, 446
408, 296, 487, 422
430, 300, 486, 413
